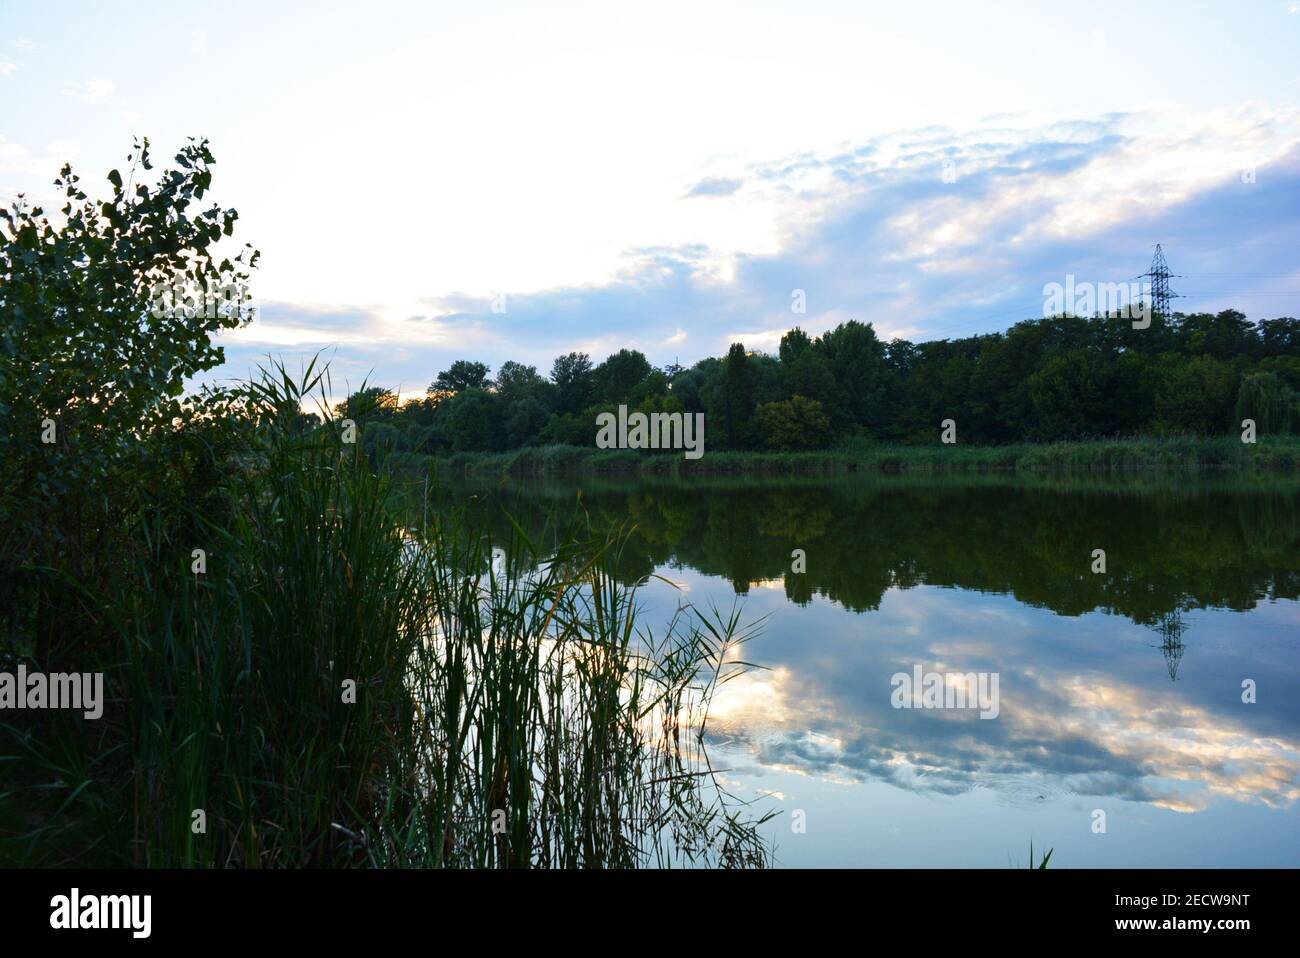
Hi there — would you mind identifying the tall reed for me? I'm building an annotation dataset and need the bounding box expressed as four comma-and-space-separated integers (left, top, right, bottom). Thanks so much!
1, 361, 773, 868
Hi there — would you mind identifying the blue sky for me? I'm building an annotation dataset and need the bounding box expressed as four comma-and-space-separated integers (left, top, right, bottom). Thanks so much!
3, 0, 1300, 397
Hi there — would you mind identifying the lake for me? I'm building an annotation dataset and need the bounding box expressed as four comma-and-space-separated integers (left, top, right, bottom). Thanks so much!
439, 473, 1300, 867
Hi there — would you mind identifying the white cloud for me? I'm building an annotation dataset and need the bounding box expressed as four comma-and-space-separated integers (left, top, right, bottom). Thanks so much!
0, 57, 17, 77
63, 78, 116, 104
0, 137, 81, 180
0, 136, 26, 165
174, 104, 1300, 389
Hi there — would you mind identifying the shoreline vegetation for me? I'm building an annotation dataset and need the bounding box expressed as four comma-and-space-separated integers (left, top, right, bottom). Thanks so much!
427, 435, 1300, 480
1, 363, 776, 868
1, 144, 774, 868
338, 304, 1300, 464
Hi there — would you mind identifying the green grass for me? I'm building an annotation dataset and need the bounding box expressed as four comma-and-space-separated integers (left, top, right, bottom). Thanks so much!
430, 435, 1300, 480
0, 366, 774, 868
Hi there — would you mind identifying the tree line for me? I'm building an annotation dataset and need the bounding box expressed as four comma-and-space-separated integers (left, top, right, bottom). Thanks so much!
342, 310, 1300, 455
439, 480, 1300, 622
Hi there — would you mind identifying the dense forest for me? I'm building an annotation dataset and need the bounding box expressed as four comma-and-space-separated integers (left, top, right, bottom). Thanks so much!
340, 311, 1300, 456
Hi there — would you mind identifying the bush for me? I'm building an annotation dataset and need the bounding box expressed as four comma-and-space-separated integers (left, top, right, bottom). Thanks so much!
755, 395, 831, 450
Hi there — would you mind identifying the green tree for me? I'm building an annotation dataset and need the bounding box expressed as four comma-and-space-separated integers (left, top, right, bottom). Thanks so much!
755, 395, 831, 450
778, 327, 813, 364
1258, 355, 1300, 390
550, 351, 594, 414
1259, 317, 1300, 356
629, 369, 671, 405
1236, 371, 1297, 434
782, 348, 838, 410
336, 386, 397, 422
817, 320, 888, 432
539, 410, 596, 445
495, 360, 549, 399
1149, 355, 1237, 435
443, 388, 504, 451
1026, 350, 1112, 439
707, 343, 756, 449
430, 359, 490, 394
667, 358, 718, 415
591, 348, 652, 403
1, 137, 258, 566
1176, 310, 1259, 360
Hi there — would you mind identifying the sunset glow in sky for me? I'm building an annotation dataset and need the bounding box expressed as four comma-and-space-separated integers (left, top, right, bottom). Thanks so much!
3, 0, 1299, 393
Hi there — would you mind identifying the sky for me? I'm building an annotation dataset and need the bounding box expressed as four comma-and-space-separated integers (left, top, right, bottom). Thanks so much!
3, 0, 1300, 398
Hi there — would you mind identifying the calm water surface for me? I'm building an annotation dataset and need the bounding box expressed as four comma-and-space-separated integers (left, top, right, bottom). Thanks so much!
446, 475, 1300, 867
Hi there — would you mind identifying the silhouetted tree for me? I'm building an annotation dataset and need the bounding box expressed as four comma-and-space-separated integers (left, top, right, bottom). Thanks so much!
550, 351, 594, 414
430, 360, 490, 394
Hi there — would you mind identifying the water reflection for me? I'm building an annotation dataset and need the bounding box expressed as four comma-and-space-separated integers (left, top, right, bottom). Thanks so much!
1152, 610, 1188, 681
431, 475, 1300, 865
